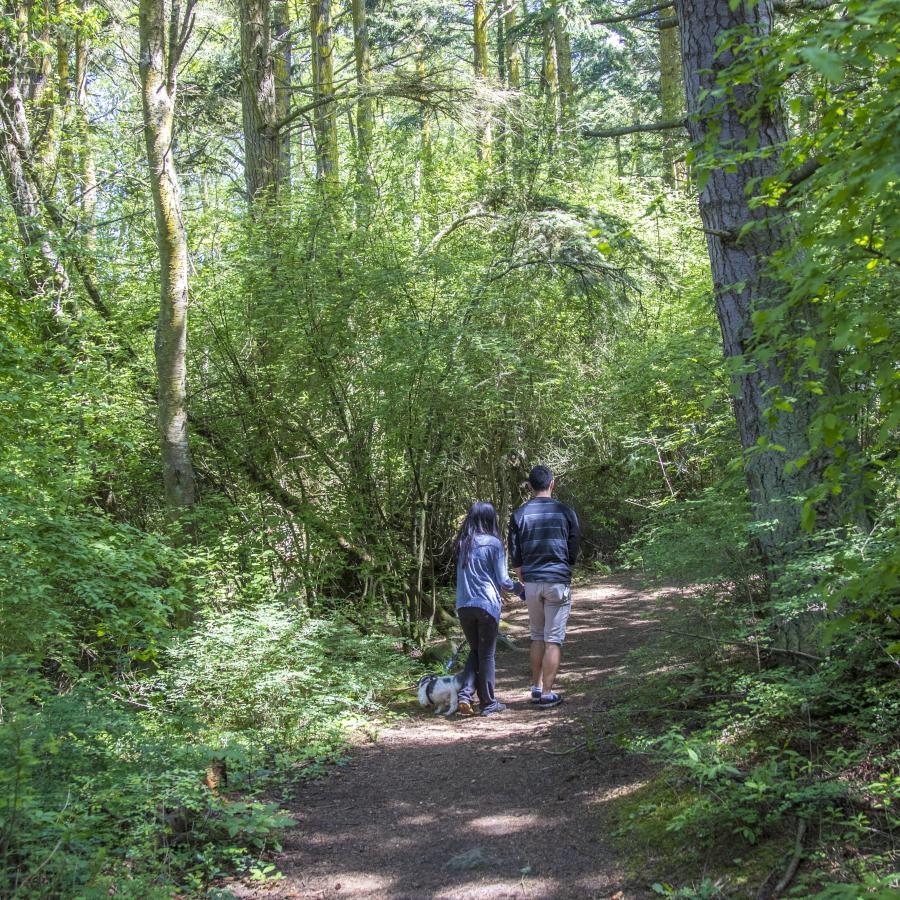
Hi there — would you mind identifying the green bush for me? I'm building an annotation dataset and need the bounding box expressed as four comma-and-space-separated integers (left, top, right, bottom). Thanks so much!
166, 603, 417, 750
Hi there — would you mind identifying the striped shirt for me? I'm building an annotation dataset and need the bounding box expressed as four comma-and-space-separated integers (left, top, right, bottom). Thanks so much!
508, 497, 580, 584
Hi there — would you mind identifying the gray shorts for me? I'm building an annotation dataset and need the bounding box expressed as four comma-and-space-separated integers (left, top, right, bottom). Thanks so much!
524, 582, 572, 644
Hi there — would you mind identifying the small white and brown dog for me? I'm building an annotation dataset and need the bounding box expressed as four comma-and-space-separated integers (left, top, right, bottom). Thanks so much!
417, 673, 464, 717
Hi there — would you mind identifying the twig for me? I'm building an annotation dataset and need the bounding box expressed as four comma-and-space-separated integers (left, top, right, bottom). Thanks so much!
648, 434, 676, 498
15, 792, 70, 889
542, 742, 586, 756
110, 692, 152, 710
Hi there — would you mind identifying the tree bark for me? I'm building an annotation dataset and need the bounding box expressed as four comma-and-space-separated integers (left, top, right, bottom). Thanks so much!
473, 0, 491, 163
74, 0, 96, 250
138, 0, 198, 512
239, 0, 285, 202
309, 0, 338, 180
273, 0, 291, 188
540, 4, 558, 134
503, 1, 521, 157
0, 42, 70, 307
675, 0, 837, 570
350, 0, 372, 188
658, 5, 683, 185
553, 4, 574, 131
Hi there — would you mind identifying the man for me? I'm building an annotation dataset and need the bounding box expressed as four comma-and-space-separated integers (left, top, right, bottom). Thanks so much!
508, 465, 580, 709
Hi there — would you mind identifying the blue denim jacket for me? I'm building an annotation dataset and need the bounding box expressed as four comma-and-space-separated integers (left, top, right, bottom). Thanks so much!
455, 534, 515, 622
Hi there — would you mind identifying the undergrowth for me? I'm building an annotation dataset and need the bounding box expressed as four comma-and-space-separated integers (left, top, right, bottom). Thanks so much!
605, 496, 900, 899
0, 603, 417, 897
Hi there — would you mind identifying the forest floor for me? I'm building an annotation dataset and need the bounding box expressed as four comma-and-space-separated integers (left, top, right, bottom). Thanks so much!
221, 577, 665, 899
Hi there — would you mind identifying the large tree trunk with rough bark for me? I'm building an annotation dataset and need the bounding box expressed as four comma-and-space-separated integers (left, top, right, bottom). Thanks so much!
675, 0, 840, 582
138, 0, 197, 512
239, 0, 287, 202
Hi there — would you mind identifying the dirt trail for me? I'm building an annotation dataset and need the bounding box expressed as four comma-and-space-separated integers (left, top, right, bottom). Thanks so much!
228, 577, 662, 900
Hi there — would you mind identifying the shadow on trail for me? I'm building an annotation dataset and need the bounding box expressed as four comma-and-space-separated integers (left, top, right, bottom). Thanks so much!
233, 578, 662, 900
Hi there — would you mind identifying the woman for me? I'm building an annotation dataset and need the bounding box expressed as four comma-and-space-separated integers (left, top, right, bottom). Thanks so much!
454, 501, 520, 717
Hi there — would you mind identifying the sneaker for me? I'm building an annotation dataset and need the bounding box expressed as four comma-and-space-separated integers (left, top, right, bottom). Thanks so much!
481, 702, 508, 717
457, 699, 476, 716
538, 692, 563, 709
529, 686, 542, 704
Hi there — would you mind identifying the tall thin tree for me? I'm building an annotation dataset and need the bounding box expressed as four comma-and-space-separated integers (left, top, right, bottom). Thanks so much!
138, 0, 198, 511
351, 0, 372, 194
309, 0, 338, 180
658, 5, 683, 185
473, 0, 491, 162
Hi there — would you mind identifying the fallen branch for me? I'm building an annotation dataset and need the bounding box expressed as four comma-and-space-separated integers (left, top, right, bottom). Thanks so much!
771, 819, 808, 898
652, 628, 824, 663
582, 118, 686, 139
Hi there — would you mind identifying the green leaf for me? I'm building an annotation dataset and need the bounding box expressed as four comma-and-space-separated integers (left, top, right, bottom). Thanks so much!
800, 46, 844, 82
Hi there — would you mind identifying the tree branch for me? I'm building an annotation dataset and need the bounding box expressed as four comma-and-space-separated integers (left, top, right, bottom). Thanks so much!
784, 157, 822, 190
591, 1, 672, 25
773, 0, 837, 12
422, 206, 503, 254
582, 117, 686, 139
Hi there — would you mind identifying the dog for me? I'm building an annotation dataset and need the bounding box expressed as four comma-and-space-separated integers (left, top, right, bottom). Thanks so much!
417, 672, 464, 717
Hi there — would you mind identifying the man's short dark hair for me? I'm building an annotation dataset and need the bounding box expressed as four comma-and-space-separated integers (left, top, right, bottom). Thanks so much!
528, 465, 553, 491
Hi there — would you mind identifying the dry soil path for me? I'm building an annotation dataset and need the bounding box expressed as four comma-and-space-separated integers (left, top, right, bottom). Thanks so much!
227, 577, 662, 900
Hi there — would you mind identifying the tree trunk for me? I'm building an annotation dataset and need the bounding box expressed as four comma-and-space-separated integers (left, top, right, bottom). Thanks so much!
273, 0, 291, 188
658, 5, 683, 186
138, 0, 197, 512
309, 0, 338, 180
239, 0, 283, 201
540, 5, 558, 137
74, 1, 96, 250
473, 0, 491, 163
553, 4, 574, 131
351, 0, 372, 191
675, 0, 837, 571
0, 55, 70, 306
413, 43, 431, 247
503, 2, 521, 160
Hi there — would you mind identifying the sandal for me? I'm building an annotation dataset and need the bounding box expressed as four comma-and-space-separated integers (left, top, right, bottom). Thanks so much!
538, 692, 563, 708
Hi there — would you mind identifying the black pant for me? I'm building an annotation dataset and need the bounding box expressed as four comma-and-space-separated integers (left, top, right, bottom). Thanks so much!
458, 606, 499, 708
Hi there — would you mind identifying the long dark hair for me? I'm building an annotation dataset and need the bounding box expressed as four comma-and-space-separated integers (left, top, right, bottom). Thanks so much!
453, 501, 501, 565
